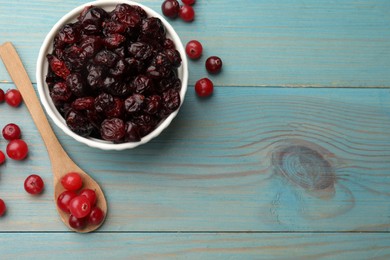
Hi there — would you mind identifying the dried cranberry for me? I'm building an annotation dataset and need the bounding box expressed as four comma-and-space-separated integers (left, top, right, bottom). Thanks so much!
103, 34, 126, 48
128, 42, 153, 61
105, 82, 132, 97
145, 95, 161, 115
124, 94, 145, 114
133, 114, 158, 136
66, 73, 86, 97
102, 20, 127, 34
139, 17, 166, 41
50, 82, 72, 103
132, 75, 154, 94
54, 23, 81, 48
105, 98, 124, 118
87, 64, 105, 89
66, 110, 94, 137
124, 121, 141, 142
71, 97, 95, 111
100, 118, 125, 141
111, 4, 141, 28
94, 93, 114, 113
63, 45, 86, 70
47, 54, 70, 79
109, 59, 128, 77
164, 48, 181, 67
79, 6, 108, 24
94, 50, 118, 67
80, 36, 103, 58
162, 88, 180, 113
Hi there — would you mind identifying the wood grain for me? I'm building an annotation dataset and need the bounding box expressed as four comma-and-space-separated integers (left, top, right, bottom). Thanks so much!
1, 85, 389, 232
1, 233, 390, 259
0, 0, 389, 87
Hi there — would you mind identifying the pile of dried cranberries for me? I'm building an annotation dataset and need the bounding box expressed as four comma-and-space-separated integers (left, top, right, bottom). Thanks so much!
57, 172, 105, 230
46, 4, 183, 143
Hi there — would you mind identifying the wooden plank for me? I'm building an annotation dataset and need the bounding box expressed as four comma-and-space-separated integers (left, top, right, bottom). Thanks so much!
1, 0, 390, 87
1, 233, 390, 259
1, 84, 390, 231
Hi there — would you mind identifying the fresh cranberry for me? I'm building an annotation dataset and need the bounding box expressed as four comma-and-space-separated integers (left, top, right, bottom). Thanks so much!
185, 40, 203, 59
0, 89, 5, 102
24, 174, 45, 195
206, 56, 223, 74
6, 139, 28, 160
0, 199, 6, 216
88, 207, 105, 225
179, 5, 195, 22
57, 190, 77, 213
195, 78, 214, 97
2, 123, 22, 140
69, 195, 91, 219
5, 89, 23, 107
79, 188, 97, 206
0, 151, 5, 165
69, 214, 87, 230
61, 172, 83, 191
182, 0, 196, 5
161, 0, 180, 18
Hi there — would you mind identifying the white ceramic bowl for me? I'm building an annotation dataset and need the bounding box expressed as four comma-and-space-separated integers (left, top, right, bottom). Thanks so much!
36, 0, 188, 150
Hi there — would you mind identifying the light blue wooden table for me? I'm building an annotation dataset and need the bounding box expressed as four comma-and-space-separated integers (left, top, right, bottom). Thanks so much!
1, 0, 390, 258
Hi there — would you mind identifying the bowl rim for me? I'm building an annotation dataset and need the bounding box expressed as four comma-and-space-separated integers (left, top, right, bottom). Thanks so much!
36, 0, 188, 150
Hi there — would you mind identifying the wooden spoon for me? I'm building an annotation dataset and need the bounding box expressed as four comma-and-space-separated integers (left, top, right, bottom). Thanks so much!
0, 42, 107, 233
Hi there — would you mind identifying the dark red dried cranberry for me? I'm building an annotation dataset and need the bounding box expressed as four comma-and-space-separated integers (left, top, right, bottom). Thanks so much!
63, 45, 86, 70
164, 49, 181, 67
47, 54, 70, 79
87, 65, 105, 89
71, 97, 95, 111
66, 73, 86, 97
162, 88, 180, 113
128, 42, 153, 61
164, 38, 175, 49
140, 17, 166, 41
146, 65, 171, 79
132, 75, 154, 94
79, 6, 108, 24
54, 23, 81, 48
105, 82, 132, 97
105, 98, 124, 118
124, 94, 145, 114
94, 93, 114, 113
103, 34, 126, 49
124, 121, 141, 142
100, 118, 125, 141
111, 4, 141, 28
145, 95, 161, 115
80, 36, 103, 58
50, 82, 72, 103
66, 110, 94, 137
102, 21, 127, 34
109, 59, 128, 77
94, 50, 118, 67
133, 114, 158, 136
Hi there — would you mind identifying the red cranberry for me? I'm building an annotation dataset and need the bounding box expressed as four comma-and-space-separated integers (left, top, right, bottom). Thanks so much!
162, 0, 180, 18
185, 40, 203, 59
5, 89, 23, 107
57, 190, 77, 213
61, 172, 83, 191
179, 5, 195, 22
88, 207, 105, 225
205, 56, 223, 74
195, 78, 214, 97
69, 195, 91, 219
79, 188, 97, 206
0, 199, 6, 216
0, 151, 5, 165
24, 174, 45, 195
0, 89, 5, 102
6, 139, 28, 160
182, 0, 196, 5
2, 123, 22, 140
69, 214, 87, 230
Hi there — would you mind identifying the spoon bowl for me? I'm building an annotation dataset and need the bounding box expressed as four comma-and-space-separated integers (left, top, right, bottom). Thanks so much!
0, 42, 107, 233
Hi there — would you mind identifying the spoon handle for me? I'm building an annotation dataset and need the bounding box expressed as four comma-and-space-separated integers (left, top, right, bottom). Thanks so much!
0, 42, 72, 180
